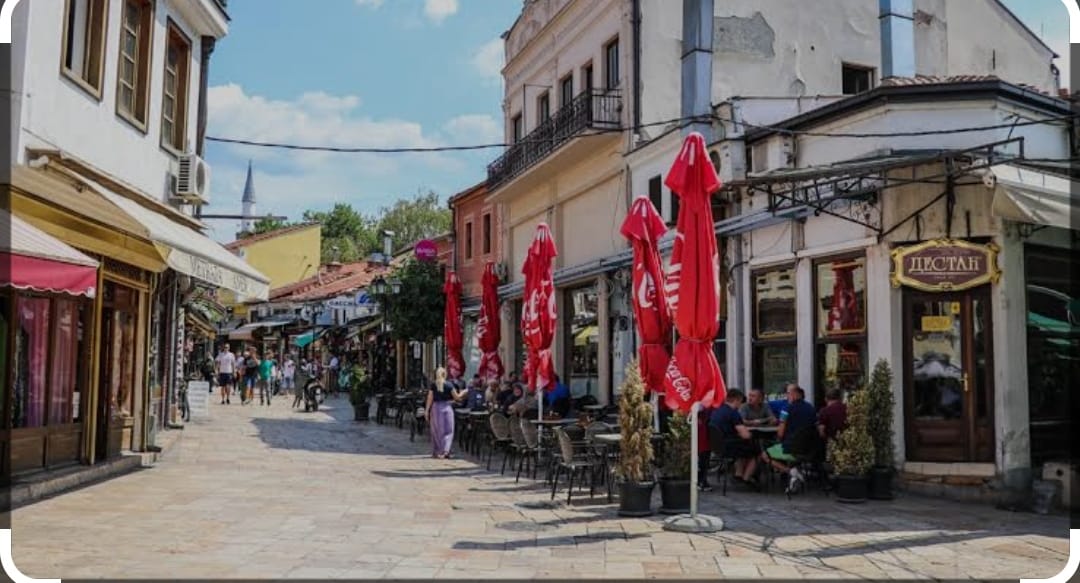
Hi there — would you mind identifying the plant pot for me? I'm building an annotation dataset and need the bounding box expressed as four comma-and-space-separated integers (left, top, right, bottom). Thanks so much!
868, 466, 894, 500
617, 481, 655, 517
659, 478, 691, 515
835, 474, 869, 503
354, 400, 370, 421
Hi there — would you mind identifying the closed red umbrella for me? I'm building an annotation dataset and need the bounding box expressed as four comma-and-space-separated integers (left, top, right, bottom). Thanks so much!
620, 196, 671, 393
662, 132, 726, 413
521, 223, 558, 395
477, 261, 505, 381
443, 270, 465, 380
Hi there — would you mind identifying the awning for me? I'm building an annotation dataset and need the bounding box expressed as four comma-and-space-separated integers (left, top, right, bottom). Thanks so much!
988, 163, 1080, 230
227, 318, 294, 340
96, 188, 271, 300
1, 208, 99, 297
293, 331, 315, 348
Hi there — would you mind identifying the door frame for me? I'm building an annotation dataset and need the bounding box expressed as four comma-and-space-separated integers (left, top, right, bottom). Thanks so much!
902, 285, 995, 463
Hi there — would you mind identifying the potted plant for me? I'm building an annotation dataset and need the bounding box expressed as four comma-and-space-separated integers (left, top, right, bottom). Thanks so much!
349, 364, 373, 421
864, 359, 897, 500
658, 412, 692, 514
616, 358, 656, 517
826, 388, 874, 503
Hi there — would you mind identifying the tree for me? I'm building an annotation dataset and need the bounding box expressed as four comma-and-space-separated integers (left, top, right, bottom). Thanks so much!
376, 190, 451, 252
238, 215, 287, 238
302, 203, 379, 263
380, 258, 444, 342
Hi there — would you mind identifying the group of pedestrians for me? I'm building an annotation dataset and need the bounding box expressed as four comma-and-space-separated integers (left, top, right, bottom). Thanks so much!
210, 344, 299, 406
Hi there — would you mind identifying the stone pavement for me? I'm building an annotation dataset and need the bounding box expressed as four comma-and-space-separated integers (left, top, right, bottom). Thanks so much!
5, 395, 1072, 580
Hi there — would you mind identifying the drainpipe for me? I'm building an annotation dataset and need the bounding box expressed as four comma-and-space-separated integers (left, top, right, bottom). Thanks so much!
196, 37, 216, 157
631, 0, 642, 134
681, 0, 714, 140
879, 0, 915, 80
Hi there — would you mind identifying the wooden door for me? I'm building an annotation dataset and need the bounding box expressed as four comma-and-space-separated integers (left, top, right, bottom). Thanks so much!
903, 287, 994, 462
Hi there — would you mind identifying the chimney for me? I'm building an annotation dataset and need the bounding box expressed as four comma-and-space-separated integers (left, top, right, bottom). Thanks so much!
681, 0, 714, 140
879, 0, 915, 80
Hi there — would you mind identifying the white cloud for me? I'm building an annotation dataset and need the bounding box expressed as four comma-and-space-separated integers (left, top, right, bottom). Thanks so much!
354, 0, 384, 8
443, 114, 502, 145
424, 0, 458, 24
471, 37, 504, 83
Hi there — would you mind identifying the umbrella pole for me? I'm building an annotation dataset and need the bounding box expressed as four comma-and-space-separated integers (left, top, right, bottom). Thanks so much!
651, 392, 660, 432
689, 403, 698, 518
662, 400, 723, 533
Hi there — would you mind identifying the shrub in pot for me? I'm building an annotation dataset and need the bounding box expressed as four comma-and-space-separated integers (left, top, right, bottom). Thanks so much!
659, 412, 692, 514
617, 359, 656, 517
349, 364, 373, 421
826, 388, 874, 503
864, 359, 897, 500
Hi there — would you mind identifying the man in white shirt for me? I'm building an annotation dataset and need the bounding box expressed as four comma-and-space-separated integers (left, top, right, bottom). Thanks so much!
328, 354, 340, 397
214, 345, 236, 405
282, 356, 297, 395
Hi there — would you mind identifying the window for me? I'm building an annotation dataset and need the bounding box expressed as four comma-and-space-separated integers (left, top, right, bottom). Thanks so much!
814, 255, 868, 404
582, 62, 593, 94
481, 213, 492, 255
116, 0, 154, 128
604, 38, 620, 90
161, 22, 191, 152
464, 221, 474, 260
566, 285, 600, 400
669, 190, 680, 226
560, 75, 574, 108
10, 296, 86, 429
842, 64, 874, 95
537, 92, 550, 123
752, 266, 796, 395
511, 114, 523, 143
648, 175, 663, 215
61, 0, 108, 95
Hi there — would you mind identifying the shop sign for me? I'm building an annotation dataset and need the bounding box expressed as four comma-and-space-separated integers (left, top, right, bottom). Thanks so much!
890, 239, 1000, 292
415, 240, 438, 261
920, 315, 953, 333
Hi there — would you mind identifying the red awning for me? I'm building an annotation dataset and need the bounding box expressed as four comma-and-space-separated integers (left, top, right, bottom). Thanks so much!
1, 209, 99, 298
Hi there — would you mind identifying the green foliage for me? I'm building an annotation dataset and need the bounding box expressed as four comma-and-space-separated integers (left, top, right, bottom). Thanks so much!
377, 190, 452, 251
298, 194, 450, 264
349, 364, 373, 405
617, 359, 655, 483
242, 215, 288, 237
864, 359, 896, 468
827, 388, 875, 476
661, 412, 693, 480
380, 259, 445, 342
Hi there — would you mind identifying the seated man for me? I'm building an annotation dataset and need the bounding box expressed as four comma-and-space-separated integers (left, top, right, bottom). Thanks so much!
464, 377, 488, 411
708, 389, 760, 488
507, 387, 538, 417
497, 382, 522, 415
545, 374, 571, 418
817, 388, 848, 441
762, 384, 818, 490
739, 387, 778, 427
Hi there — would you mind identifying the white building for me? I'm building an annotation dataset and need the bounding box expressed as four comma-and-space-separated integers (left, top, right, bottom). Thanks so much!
3, 0, 268, 472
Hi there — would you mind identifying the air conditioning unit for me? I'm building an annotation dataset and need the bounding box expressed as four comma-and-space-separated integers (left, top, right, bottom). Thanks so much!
172, 153, 211, 204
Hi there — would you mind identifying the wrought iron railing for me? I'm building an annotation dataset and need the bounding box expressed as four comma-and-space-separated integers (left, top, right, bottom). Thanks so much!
487, 90, 622, 190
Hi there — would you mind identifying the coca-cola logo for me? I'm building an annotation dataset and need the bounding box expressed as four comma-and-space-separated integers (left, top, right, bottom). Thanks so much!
665, 358, 692, 402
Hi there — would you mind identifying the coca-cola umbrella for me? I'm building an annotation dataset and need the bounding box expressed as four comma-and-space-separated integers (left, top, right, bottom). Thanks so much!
620, 196, 671, 430
443, 270, 465, 380
661, 132, 726, 530
663, 132, 726, 413
477, 261, 505, 381
521, 223, 558, 419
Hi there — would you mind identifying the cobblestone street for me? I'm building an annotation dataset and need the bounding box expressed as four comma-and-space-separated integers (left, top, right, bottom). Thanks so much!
6, 397, 1072, 580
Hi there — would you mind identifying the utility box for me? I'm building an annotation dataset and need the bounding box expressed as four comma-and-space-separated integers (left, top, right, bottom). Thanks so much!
1042, 462, 1079, 510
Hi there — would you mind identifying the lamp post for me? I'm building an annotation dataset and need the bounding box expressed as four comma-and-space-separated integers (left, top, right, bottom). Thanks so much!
371, 275, 403, 388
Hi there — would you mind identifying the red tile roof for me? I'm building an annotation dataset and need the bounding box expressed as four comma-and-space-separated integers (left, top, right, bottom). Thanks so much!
225, 223, 320, 250
880, 75, 1055, 97
269, 260, 389, 302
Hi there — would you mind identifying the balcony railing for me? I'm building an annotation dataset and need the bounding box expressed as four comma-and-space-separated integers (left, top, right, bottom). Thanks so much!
487, 90, 622, 190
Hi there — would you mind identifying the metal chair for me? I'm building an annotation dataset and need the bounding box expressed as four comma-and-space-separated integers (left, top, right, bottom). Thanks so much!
507, 416, 529, 482
487, 412, 513, 472
707, 426, 740, 496
550, 426, 598, 504
519, 418, 541, 481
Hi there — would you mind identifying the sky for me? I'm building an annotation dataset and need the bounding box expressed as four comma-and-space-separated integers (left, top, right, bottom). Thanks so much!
202, 0, 1072, 243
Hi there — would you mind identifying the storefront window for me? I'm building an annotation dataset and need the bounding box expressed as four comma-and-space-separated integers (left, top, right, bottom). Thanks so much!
0, 294, 9, 429
13, 297, 50, 428
566, 285, 600, 399
814, 256, 867, 401
1025, 246, 1078, 465
752, 266, 796, 394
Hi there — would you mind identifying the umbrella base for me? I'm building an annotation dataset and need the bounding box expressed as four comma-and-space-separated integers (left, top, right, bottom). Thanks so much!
662, 513, 725, 533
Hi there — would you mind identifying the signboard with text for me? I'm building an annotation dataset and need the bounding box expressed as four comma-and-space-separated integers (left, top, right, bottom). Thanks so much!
414, 240, 438, 261
890, 239, 1001, 292
187, 381, 211, 420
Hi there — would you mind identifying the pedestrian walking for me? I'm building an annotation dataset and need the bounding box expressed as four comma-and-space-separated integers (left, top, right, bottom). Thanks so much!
292, 358, 309, 408
258, 350, 275, 406
214, 344, 235, 405
201, 355, 216, 393
242, 348, 260, 405
328, 353, 340, 397
282, 355, 296, 396
425, 367, 464, 459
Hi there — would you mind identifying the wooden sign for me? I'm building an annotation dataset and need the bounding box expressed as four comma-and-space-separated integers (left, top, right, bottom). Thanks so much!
890, 239, 1000, 292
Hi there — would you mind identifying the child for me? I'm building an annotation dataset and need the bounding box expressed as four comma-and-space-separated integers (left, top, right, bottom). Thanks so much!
697, 406, 713, 492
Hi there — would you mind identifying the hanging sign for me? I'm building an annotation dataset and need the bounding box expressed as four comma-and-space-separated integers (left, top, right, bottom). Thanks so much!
415, 240, 438, 261
890, 239, 1000, 292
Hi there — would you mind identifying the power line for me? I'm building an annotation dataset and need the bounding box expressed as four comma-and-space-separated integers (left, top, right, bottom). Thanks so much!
204, 111, 1078, 154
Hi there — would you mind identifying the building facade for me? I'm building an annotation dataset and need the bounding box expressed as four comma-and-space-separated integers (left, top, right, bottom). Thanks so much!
449, 181, 502, 380
3, 0, 269, 476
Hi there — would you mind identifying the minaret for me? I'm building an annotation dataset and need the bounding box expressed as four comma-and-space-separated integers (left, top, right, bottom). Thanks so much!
240, 160, 256, 235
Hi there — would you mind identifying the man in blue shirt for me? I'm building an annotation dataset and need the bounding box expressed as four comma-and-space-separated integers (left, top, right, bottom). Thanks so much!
545, 373, 571, 418
708, 389, 760, 487
763, 384, 817, 482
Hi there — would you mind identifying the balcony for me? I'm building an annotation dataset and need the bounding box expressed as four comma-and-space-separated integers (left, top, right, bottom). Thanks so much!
487, 90, 622, 191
